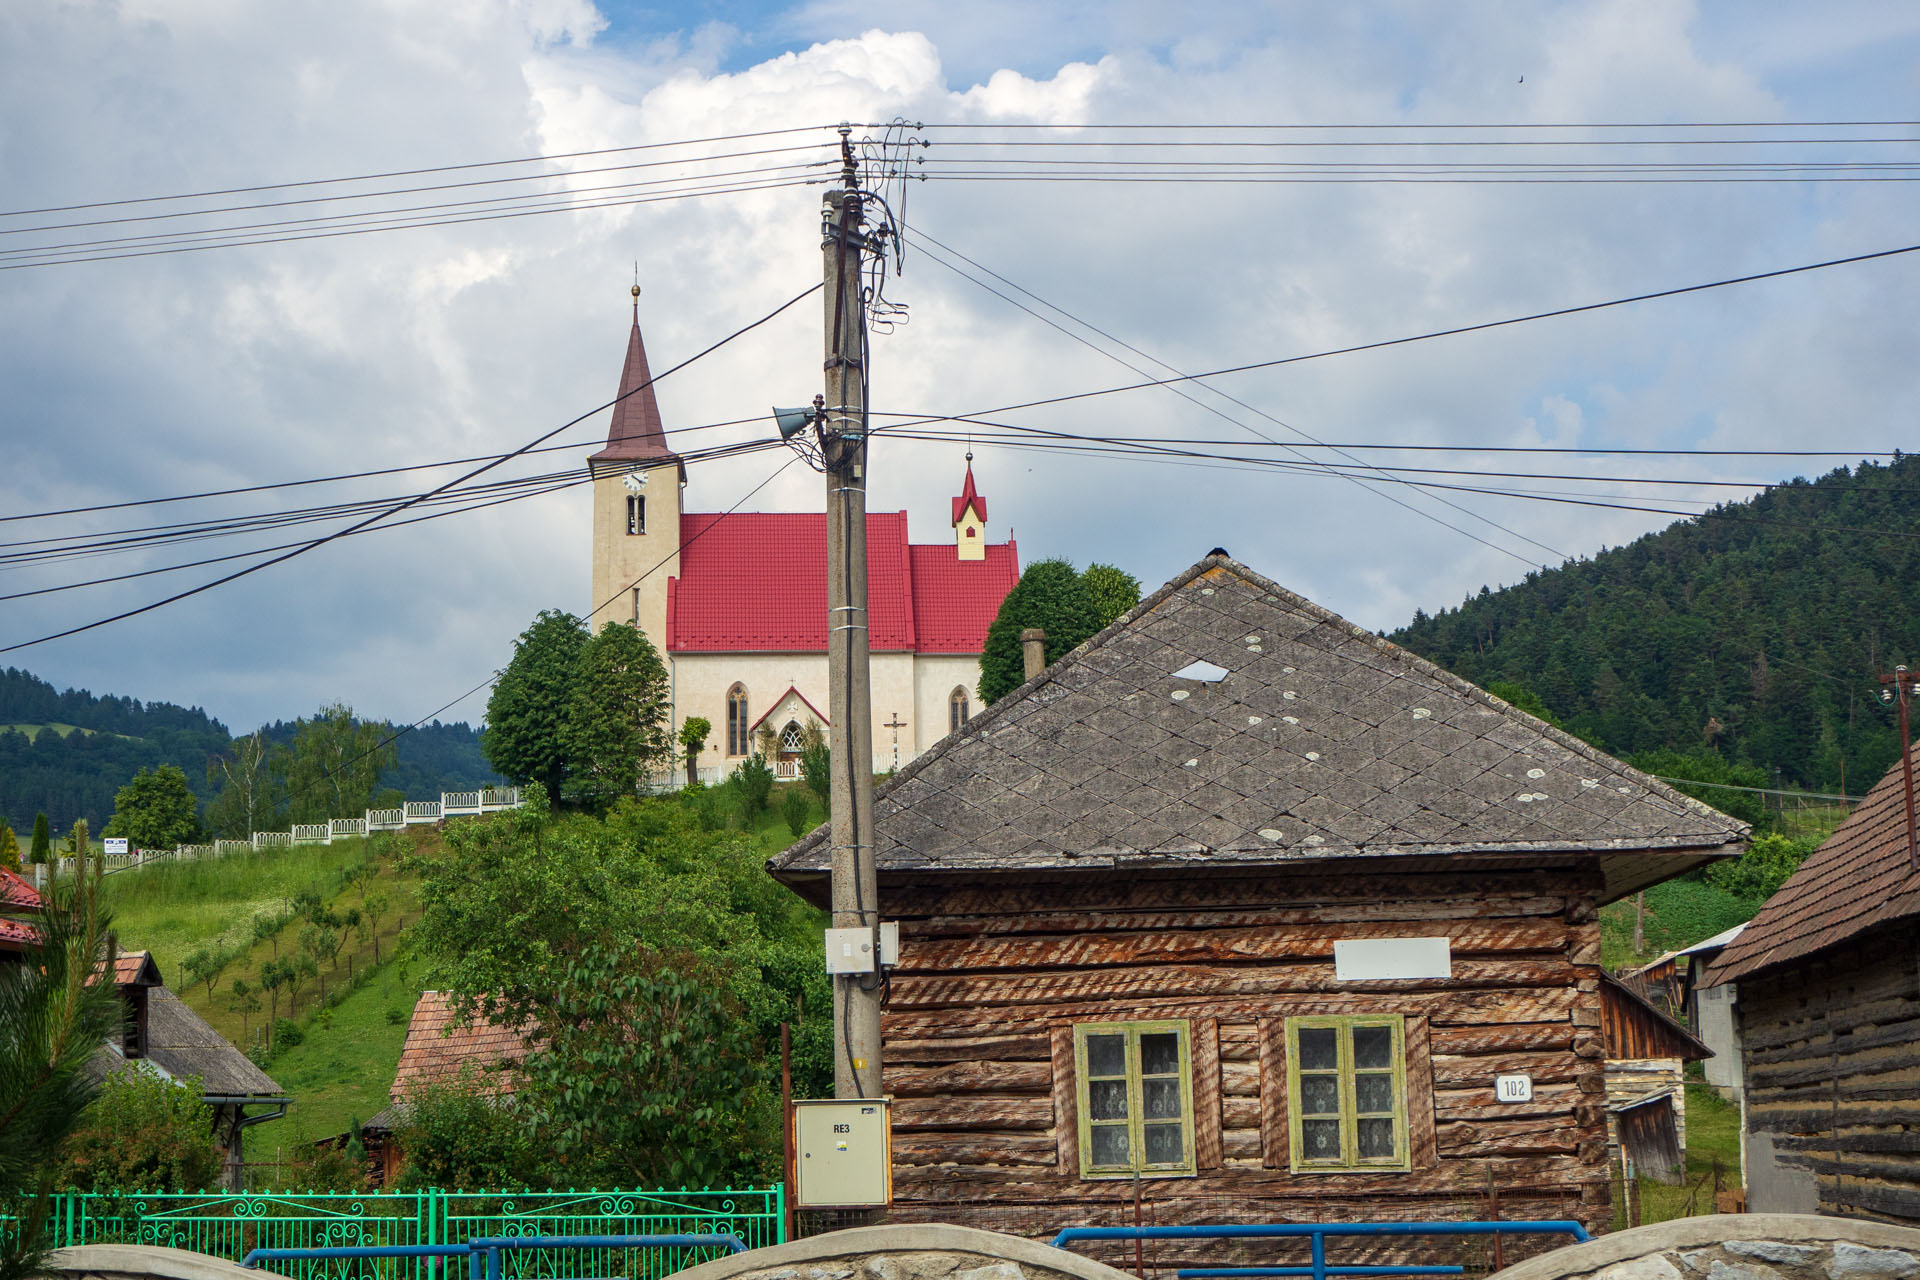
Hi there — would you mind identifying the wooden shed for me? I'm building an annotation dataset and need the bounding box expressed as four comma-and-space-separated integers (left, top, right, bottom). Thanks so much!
1704, 754, 1920, 1224
770, 552, 1748, 1241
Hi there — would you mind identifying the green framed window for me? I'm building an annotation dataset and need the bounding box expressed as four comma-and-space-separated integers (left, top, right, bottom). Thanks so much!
1286, 1015, 1410, 1173
1073, 1020, 1196, 1178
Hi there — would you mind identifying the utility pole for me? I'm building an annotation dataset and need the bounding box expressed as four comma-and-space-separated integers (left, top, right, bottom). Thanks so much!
823, 128, 882, 1099
1878, 665, 1920, 872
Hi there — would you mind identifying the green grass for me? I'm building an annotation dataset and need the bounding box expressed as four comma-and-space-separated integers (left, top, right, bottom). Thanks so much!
1600, 877, 1766, 971
103, 838, 378, 983
253, 958, 424, 1150
2, 721, 101, 740
1612, 1080, 1743, 1226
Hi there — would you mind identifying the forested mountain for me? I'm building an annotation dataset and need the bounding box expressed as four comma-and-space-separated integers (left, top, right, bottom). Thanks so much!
0, 666, 496, 835
1392, 455, 1920, 794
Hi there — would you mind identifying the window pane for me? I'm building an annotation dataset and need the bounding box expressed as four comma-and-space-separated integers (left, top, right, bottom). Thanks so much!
1298, 1026, 1337, 1070
1088, 1079, 1128, 1121
1140, 1032, 1180, 1076
1086, 1033, 1126, 1078
1355, 1072, 1396, 1114
1353, 1024, 1393, 1069
1144, 1122, 1185, 1164
1143, 1077, 1183, 1120
1358, 1117, 1397, 1159
1301, 1118, 1342, 1159
1299, 1074, 1339, 1116
1090, 1124, 1129, 1167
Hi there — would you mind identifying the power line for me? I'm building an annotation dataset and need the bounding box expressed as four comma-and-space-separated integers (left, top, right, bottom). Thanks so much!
0, 282, 821, 653
906, 227, 1559, 568
0, 125, 834, 218
876, 239, 1920, 428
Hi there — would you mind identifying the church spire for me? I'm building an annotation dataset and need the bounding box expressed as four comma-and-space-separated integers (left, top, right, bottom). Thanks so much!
952, 455, 987, 560
589, 283, 679, 471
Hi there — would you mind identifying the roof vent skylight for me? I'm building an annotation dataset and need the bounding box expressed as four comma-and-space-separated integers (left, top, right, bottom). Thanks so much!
1172, 660, 1229, 683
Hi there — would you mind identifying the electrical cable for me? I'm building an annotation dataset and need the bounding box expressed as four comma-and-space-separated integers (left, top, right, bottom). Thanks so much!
0, 281, 821, 653
907, 227, 1562, 568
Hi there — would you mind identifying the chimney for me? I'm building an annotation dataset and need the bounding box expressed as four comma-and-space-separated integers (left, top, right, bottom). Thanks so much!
1021, 628, 1047, 681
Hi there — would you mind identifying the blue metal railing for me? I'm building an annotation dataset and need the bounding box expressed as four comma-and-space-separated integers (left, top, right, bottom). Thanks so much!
243, 1232, 747, 1280
1049, 1222, 1592, 1280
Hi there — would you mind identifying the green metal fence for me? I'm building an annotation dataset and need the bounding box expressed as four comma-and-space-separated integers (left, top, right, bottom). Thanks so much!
15, 1188, 783, 1280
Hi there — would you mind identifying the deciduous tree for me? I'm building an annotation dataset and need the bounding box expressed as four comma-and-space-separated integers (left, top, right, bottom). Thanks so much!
278, 705, 397, 824
677, 716, 711, 786
54, 1070, 222, 1193
564, 622, 673, 802
978, 557, 1102, 704
103, 764, 201, 851
1081, 562, 1142, 629
484, 610, 588, 801
206, 731, 283, 838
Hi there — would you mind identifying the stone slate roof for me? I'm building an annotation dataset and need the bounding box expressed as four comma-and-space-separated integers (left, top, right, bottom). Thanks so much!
769, 553, 1746, 902
90, 987, 286, 1100
1706, 753, 1920, 984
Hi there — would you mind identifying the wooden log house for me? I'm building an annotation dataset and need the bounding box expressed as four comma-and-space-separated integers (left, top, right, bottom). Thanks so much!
1704, 755, 1920, 1224
770, 553, 1748, 1240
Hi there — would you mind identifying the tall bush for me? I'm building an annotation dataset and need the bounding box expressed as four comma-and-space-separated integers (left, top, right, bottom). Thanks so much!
55, 1071, 222, 1193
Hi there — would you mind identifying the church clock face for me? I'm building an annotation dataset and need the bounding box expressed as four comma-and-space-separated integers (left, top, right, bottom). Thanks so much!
623, 471, 646, 492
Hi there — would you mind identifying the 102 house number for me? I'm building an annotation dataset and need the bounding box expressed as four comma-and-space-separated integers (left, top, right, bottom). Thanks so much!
1495, 1074, 1533, 1102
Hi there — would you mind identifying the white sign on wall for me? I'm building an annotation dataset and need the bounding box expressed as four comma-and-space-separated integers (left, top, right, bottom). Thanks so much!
1333, 937, 1453, 981
103, 837, 129, 856
1496, 1073, 1534, 1103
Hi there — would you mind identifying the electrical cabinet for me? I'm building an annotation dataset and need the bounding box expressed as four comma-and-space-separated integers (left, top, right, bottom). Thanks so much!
791, 1098, 891, 1207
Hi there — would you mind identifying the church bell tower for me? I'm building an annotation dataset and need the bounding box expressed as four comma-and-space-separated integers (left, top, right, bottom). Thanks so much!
588, 285, 683, 644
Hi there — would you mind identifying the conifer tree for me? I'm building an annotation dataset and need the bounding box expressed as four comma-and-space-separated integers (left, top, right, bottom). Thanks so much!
28, 813, 49, 866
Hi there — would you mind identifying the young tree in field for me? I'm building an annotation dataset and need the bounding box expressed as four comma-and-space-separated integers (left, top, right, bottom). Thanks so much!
485, 610, 588, 801
1081, 562, 1143, 629
28, 812, 50, 866
103, 765, 202, 851
227, 979, 261, 1044
978, 558, 1102, 704
301, 924, 342, 1003
564, 622, 673, 802
260, 959, 287, 1027
677, 716, 711, 786
206, 731, 284, 838
361, 891, 390, 964
0, 824, 19, 873
184, 948, 225, 1001
279, 704, 398, 824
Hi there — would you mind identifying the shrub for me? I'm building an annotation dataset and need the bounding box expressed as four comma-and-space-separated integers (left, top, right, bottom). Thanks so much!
780, 787, 810, 838
730, 754, 774, 821
56, 1071, 222, 1192
271, 1018, 304, 1049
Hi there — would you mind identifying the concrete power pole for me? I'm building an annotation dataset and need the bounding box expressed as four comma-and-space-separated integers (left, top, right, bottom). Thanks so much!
823, 139, 882, 1100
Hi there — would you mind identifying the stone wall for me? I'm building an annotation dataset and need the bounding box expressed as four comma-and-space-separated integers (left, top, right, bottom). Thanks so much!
1499, 1214, 1920, 1280
48, 1244, 263, 1280
670, 1225, 1135, 1280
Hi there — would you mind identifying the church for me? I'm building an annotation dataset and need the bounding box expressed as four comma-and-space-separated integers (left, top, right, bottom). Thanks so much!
586, 293, 1020, 782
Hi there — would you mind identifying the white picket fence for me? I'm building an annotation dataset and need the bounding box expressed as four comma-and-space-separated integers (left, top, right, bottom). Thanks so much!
32, 787, 524, 886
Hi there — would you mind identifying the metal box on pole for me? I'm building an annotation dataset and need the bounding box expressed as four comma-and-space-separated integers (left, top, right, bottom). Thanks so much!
791, 1098, 892, 1207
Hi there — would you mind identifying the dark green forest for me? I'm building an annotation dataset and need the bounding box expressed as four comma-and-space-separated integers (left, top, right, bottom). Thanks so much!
1392, 455, 1920, 794
0, 667, 497, 835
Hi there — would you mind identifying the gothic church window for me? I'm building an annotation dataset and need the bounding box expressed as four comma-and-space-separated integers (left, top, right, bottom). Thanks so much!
726, 685, 750, 756
780, 721, 805, 753
949, 687, 971, 733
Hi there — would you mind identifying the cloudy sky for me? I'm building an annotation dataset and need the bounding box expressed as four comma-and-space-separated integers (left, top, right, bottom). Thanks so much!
3, 1, 1917, 735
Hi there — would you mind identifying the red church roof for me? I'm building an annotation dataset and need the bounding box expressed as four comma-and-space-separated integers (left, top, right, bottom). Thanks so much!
668, 512, 1017, 654
588, 297, 679, 470
1, 867, 42, 912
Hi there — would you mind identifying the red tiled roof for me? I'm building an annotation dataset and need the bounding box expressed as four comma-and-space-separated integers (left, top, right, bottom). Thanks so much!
952, 463, 986, 525
0, 868, 42, 911
668, 512, 1017, 654
1707, 755, 1920, 984
390, 991, 531, 1101
587, 311, 679, 469
909, 543, 1021, 654
0, 916, 36, 949
84, 950, 161, 988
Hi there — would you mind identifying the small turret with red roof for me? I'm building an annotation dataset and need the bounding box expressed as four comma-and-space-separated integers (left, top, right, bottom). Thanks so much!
952, 453, 988, 561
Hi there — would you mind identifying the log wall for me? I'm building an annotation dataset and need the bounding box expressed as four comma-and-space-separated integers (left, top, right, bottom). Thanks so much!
1740, 922, 1920, 1224
878, 866, 1612, 1240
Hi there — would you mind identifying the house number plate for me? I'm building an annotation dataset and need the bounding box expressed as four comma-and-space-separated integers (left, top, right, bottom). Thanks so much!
1495, 1074, 1533, 1102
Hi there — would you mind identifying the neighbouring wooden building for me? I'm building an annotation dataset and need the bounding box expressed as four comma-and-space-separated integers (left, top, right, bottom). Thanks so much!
1704, 754, 1920, 1224
769, 552, 1748, 1241
352, 990, 531, 1185
1598, 973, 1711, 1183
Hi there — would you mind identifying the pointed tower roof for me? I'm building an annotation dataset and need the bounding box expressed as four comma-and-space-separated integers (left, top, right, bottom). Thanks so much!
952, 456, 986, 525
589, 286, 681, 472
